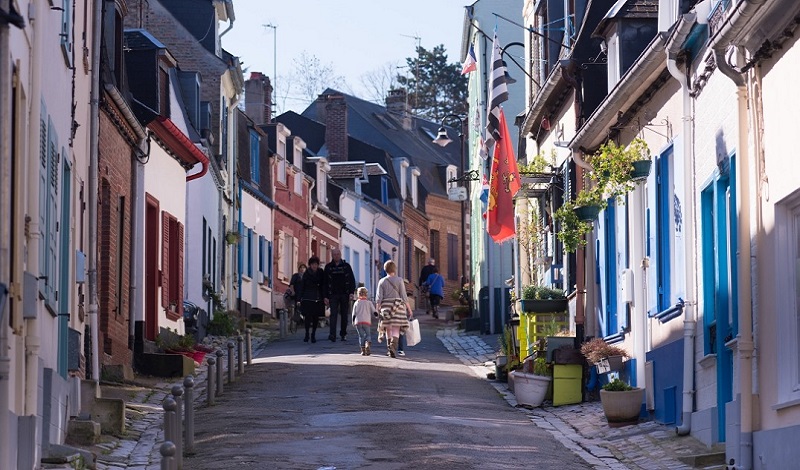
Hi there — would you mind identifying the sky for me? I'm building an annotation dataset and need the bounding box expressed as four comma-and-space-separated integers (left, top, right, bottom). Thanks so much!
222, 0, 469, 114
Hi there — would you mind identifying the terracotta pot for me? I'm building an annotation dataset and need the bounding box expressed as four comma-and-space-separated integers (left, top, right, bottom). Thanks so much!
600, 388, 645, 427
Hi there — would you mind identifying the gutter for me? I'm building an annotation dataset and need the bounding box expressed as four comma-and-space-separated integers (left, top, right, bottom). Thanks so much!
520, 66, 564, 135
707, 2, 767, 468
663, 12, 699, 437
148, 116, 210, 181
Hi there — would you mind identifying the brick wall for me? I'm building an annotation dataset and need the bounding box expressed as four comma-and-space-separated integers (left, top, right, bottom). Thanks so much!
244, 72, 272, 125
403, 202, 429, 297
97, 103, 134, 368
319, 94, 348, 162
425, 195, 464, 305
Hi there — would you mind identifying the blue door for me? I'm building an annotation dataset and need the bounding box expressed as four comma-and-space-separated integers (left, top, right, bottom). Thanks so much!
700, 156, 737, 442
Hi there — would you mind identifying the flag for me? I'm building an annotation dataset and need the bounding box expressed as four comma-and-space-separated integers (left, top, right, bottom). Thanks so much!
486, 108, 520, 244
479, 172, 489, 204
485, 32, 509, 154
478, 135, 488, 160
461, 44, 477, 75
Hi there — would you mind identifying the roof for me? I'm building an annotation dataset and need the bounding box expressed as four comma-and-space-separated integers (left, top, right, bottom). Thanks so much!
594, 0, 660, 38
328, 162, 367, 180
302, 89, 462, 200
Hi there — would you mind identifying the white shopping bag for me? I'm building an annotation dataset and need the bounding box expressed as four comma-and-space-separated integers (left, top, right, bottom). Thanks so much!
406, 319, 421, 346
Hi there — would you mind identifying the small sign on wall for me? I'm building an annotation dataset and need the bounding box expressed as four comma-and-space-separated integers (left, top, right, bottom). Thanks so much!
447, 187, 467, 201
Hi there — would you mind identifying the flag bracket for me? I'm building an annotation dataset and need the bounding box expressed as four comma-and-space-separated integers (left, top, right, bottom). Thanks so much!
448, 169, 480, 184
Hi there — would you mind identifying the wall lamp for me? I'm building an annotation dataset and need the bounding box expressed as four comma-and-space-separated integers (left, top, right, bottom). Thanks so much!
500, 42, 540, 89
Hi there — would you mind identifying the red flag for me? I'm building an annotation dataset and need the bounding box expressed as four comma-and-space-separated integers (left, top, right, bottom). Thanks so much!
486, 108, 521, 243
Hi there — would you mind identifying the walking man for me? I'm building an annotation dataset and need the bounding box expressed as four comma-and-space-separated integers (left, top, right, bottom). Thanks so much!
418, 258, 436, 315
324, 248, 356, 342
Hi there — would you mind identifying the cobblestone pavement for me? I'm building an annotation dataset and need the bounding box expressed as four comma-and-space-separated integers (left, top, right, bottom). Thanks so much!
437, 327, 725, 470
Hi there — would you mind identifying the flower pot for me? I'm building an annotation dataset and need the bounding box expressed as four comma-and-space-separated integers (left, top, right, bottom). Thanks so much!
600, 388, 645, 427
495, 355, 509, 382
573, 205, 602, 221
510, 371, 552, 407
517, 298, 568, 313
630, 160, 652, 181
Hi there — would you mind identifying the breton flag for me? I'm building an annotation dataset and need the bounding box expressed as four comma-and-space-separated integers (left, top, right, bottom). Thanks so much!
486, 107, 521, 244
461, 44, 477, 75
485, 32, 509, 154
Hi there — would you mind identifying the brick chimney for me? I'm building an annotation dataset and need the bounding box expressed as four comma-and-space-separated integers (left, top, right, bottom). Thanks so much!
244, 72, 273, 125
385, 88, 412, 130
317, 93, 348, 162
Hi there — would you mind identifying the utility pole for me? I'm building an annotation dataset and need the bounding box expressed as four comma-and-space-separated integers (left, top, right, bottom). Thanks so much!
400, 33, 421, 111
263, 23, 277, 117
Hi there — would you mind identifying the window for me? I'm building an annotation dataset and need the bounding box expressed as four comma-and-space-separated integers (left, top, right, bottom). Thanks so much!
411, 167, 420, 208
430, 230, 440, 262
278, 139, 287, 184
344, 246, 351, 264
447, 233, 458, 280
279, 232, 296, 281
250, 130, 260, 184
161, 211, 184, 319
294, 169, 303, 195
221, 98, 228, 159
364, 250, 370, 293
353, 251, 361, 285
246, 228, 253, 278
319, 244, 328, 267
405, 236, 413, 279
656, 147, 673, 312
60, 0, 73, 66
39, 110, 60, 311
776, 187, 800, 405
202, 217, 207, 275
603, 200, 619, 337
381, 176, 388, 204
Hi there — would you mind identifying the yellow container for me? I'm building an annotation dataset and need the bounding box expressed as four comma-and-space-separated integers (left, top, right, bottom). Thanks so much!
552, 364, 583, 406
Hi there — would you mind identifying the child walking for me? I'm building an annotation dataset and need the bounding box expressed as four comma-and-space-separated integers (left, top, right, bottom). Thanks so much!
352, 287, 376, 355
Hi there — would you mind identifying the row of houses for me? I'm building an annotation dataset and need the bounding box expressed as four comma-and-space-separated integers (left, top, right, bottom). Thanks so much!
459, 0, 800, 467
0, 0, 468, 467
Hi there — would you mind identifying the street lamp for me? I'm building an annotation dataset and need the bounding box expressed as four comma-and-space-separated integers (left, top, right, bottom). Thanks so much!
500, 41, 540, 89
432, 114, 471, 316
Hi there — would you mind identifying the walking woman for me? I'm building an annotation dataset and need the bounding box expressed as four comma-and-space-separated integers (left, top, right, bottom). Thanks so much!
375, 260, 410, 358
298, 256, 326, 343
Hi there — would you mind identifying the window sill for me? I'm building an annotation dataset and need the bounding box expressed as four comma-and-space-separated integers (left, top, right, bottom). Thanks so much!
259, 284, 271, 292
699, 354, 717, 369
772, 397, 800, 411
165, 309, 181, 322
242, 275, 252, 282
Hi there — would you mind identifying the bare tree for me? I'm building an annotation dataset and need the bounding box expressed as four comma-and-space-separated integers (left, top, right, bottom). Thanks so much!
360, 61, 402, 104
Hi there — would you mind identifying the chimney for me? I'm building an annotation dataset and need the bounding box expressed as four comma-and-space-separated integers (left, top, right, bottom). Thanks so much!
319, 93, 348, 162
244, 72, 273, 125
385, 88, 412, 130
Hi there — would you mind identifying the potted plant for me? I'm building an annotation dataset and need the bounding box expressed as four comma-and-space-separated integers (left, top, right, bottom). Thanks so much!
572, 186, 606, 221
225, 230, 241, 245
580, 338, 629, 374
589, 137, 651, 199
517, 285, 568, 313
495, 327, 515, 383
599, 378, 645, 427
510, 356, 552, 407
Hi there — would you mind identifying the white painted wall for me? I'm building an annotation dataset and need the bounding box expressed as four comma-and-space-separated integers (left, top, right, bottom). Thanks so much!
339, 192, 375, 292
239, 190, 273, 314
185, 169, 222, 315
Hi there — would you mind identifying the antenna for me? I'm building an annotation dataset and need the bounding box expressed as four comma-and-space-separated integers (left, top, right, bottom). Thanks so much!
400, 33, 421, 111
263, 23, 278, 116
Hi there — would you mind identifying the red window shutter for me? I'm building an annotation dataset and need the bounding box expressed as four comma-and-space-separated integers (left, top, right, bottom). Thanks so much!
177, 221, 184, 316
161, 211, 170, 309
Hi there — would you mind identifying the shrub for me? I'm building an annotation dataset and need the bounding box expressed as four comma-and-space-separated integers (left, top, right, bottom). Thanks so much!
521, 285, 566, 300
207, 310, 238, 336
602, 378, 634, 392
580, 338, 629, 364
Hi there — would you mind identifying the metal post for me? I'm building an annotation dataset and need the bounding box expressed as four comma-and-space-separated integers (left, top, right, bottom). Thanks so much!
206, 357, 216, 405
245, 328, 252, 365
162, 398, 177, 470
227, 341, 235, 384
183, 376, 194, 454
160, 441, 176, 470
237, 336, 244, 375
215, 350, 224, 396
170, 385, 183, 469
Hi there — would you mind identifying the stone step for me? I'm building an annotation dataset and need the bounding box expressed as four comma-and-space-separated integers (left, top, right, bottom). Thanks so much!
677, 451, 727, 468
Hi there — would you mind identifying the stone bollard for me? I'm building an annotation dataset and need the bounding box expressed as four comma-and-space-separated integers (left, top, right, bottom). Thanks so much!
278, 308, 286, 338
162, 398, 177, 470
183, 376, 195, 454
245, 328, 253, 365
171, 385, 184, 469
215, 349, 224, 396
206, 357, 216, 405
160, 441, 176, 470
227, 341, 235, 384
237, 336, 244, 375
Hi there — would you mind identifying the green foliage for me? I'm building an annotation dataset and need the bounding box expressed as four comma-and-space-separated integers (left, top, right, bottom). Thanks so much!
580, 338, 629, 364
397, 44, 468, 120
602, 378, 634, 392
533, 357, 552, 377
207, 310, 239, 336
499, 327, 512, 356
521, 285, 566, 300
589, 138, 650, 200
553, 204, 593, 253
505, 356, 522, 373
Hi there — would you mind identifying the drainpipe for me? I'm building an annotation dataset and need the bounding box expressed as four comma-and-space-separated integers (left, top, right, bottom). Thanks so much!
665, 12, 698, 436
709, 1, 766, 466
88, 0, 104, 381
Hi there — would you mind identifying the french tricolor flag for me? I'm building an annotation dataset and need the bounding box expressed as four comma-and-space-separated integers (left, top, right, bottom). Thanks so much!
461, 44, 477, 75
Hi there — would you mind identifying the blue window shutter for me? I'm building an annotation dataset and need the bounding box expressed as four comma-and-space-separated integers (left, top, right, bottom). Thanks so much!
45, 119, 60, 308
250, 131, 260, 184
247, 228, 253, 278
656, 150, 672, 311
38, 112, 48, 295
603, 201, 617, 334
267, 240, 273, 288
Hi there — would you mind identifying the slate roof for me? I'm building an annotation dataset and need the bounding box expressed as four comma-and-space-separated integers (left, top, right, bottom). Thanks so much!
328, 162, 366, 179
301, 90, 462, 201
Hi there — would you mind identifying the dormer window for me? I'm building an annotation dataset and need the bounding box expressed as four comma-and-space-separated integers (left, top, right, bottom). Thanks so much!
294, 137, 306, 195
250, 130, 260, 184
277, 125, 291, 185
316, 157, 329, 208
446, 165, 458, 190
399, 159, 409, 200
381, 176, 388, 204
411, 167, 421, 208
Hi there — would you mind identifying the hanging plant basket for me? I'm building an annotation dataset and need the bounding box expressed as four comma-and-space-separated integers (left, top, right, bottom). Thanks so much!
630, 160, 652, 181
573, 204, 602, 221
225, 231, 241, 245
